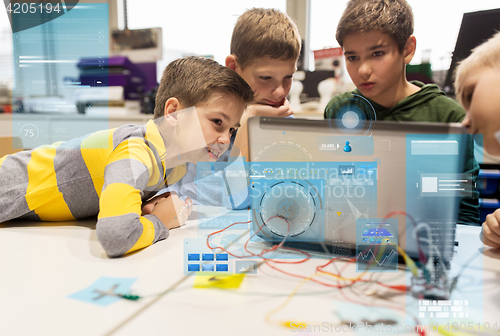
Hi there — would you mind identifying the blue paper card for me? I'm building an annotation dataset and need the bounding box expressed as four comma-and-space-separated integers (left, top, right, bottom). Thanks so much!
68, 276, 137, 306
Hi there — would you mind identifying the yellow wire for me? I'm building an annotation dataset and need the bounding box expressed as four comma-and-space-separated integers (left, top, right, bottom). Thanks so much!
264, 254, 411, 330
265, 271, 317, 326
264, 258, 373, 328
397, 245, 419, 277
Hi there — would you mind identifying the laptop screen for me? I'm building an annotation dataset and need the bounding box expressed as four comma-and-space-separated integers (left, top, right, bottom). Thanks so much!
247, 117, 472, 267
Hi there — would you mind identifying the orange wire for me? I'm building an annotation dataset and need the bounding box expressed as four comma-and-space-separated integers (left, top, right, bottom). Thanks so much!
206, 215, 313, 263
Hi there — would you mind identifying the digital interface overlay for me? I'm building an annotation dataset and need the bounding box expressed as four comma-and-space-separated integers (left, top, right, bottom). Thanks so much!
356, 218, 398, 272
11, 2, 109, 148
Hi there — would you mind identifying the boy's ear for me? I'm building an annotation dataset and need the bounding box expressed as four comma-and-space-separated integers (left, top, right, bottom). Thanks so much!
225, 55, 239, 71
164, 97, 181, 126
403, 35, 417, 64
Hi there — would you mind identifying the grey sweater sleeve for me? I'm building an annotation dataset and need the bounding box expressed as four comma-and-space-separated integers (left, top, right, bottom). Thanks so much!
95, 141, 168, 258
97, 213, 168, 258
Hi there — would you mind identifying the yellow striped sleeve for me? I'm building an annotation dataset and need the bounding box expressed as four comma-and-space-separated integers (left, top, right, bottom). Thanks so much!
97, 137, 165, 256
144, 119, 166, 159
125, 216, 156, 254
98, 183, 142, 218
108, 138, 160, 187
167, 164, 187, 185
26, 146, 74, 221
0, 155, 7, 169
81, 129, 113, 197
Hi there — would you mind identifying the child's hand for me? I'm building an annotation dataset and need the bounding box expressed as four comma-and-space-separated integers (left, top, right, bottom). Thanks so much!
232, 99, 293, 161
142, 193, 193, 230
246, 98, 293, 118
482, 209, 500, 248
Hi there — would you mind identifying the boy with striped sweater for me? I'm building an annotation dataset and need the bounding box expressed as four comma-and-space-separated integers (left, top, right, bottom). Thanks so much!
0, 56, 253, 257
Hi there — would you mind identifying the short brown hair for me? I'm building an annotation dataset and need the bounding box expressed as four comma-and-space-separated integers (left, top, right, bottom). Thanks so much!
230, 8, 301, 69
455, 31, 500, 106
154, 56, 254, 119
336, 0, 414, 52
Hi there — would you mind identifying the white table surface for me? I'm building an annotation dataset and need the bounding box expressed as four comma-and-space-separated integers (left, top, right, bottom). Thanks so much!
1, 207, 499, 336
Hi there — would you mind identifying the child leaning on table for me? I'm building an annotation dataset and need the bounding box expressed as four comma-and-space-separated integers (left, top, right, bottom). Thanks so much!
454, 31, 500, 248
0, 56, 254, 257
226, 7, 301, 160
323, 0, 480, 225
167, 7, 301, 207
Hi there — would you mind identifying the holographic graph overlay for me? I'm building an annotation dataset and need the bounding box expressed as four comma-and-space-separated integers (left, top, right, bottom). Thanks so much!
324, 162, 378, 246
325, 94, 377, 136
250, 161, 378, 245
405, 133, 468, 222
356, 218, 398, 272
184, 238, 233, 276
418, 300, 471, 319
318, 135, 374, 156
12, 2, 109, 148
356, 244, 398, 272
234, 260, 257, 274
184, 234, 260, 276
250, 161, 377, 184
419, 173, 474, 198
253, 140, 312, 162
195, 159, 249, 208
471, 134, 485, 164
154, 107, 210, 165
250, 178, 324, 242
410, 139, 459, 156
198, 211, 250, 231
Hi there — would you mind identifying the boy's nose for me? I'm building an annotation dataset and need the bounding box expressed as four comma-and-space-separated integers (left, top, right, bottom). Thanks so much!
358, 62, 372, 79
272, 84, 285, 98
218, 131, 231, 145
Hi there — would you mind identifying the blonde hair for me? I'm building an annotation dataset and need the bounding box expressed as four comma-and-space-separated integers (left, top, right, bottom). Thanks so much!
455, 31, 500, 105
336, 0, 414, 52
230, 8, 301, 69
154, 56, 254, 119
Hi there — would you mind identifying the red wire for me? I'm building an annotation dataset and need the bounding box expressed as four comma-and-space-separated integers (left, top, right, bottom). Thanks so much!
206, 220, 253, 258
264, 259, 353, 289
242, 215, 291, 258
206, 215, 311, 263
206, 217, 408, 293
205, 215, 425, 333
328, 256, 427, 334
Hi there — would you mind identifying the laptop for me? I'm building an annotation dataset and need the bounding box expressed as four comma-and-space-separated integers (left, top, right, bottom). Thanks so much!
247, 116, 472, 271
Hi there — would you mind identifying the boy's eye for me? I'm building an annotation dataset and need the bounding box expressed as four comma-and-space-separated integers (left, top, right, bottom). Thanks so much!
463, 91, 473, 109
260, 76, 272, 80
346, 55, 357, 62
372, 51, 384, 57
212, 119, 222, 126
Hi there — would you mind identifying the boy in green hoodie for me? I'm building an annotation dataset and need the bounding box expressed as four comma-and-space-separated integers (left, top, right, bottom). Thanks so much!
324, 0, 479, 224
